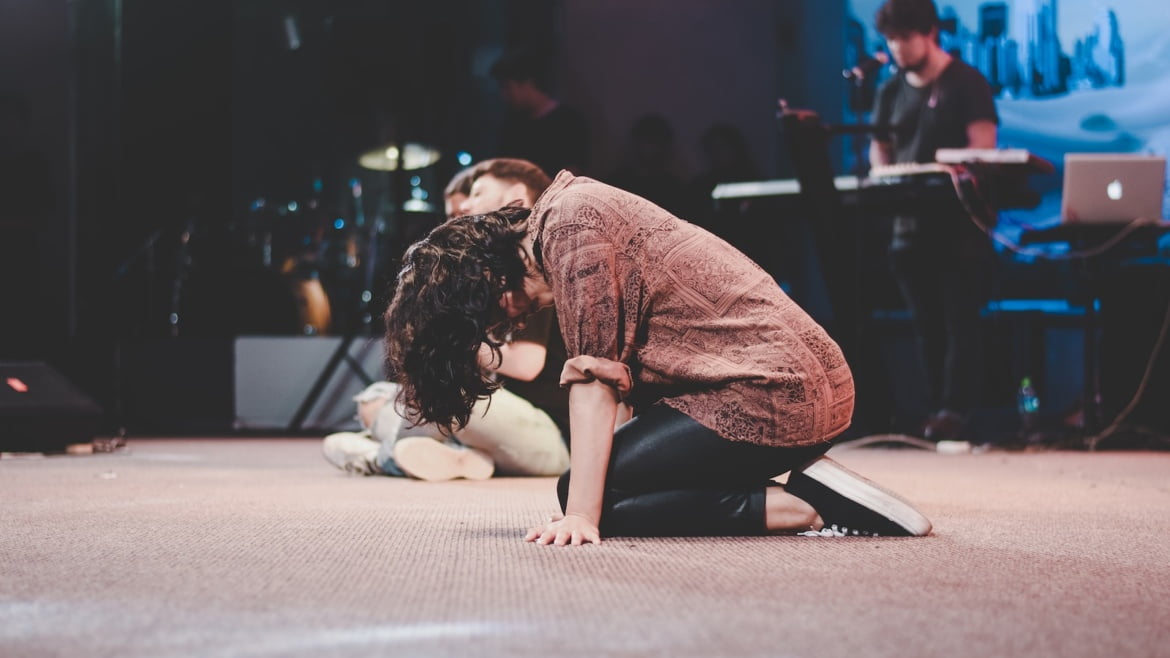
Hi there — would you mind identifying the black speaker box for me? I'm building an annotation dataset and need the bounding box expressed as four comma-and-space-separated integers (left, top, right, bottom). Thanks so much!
1, 361, 104, 452
1099, 259, 1170, 435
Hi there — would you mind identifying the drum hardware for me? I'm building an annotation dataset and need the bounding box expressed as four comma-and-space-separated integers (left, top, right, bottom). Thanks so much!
167, 219, 195, 338
287, 140, 441, 432
280, 256, 332, 336
357, 141, 441, 172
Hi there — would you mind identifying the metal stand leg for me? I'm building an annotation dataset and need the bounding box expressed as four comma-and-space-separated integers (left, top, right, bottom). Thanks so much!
286, 331, 375, 433
285, 175, 395, 433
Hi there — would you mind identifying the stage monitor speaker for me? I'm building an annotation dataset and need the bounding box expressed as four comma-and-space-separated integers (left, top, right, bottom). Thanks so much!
1, 361, 104, 453
233, 336, 383, 432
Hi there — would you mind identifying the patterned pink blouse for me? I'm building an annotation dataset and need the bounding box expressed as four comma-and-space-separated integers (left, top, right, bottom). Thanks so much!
529, 171, 854, 447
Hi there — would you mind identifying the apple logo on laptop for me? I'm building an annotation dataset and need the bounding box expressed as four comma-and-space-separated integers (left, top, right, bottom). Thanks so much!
1107, 179, 1123, 200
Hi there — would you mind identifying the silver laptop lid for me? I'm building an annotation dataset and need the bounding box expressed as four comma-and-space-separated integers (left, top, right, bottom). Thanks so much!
1060, 153, 1166, 224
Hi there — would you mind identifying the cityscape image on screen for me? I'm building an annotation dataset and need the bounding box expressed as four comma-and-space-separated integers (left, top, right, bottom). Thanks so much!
847, 0, 1170, 229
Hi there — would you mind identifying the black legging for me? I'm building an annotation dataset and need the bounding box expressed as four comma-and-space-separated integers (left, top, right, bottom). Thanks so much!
557, 404, 831, 537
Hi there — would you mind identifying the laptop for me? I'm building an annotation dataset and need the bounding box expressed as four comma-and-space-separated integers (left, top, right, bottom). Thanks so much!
1060, 153, 1166, 224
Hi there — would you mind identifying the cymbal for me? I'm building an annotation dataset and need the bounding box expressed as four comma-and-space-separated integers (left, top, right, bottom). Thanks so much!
358, 142, 441, 171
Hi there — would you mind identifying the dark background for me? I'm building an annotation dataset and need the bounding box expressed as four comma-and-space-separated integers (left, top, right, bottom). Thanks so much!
1, 0, 1165, 440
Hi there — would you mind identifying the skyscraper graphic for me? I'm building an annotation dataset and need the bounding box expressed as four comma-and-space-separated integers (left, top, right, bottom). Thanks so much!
1079, 9, 1125, 87
1023, 0, 1065, 95
979, 3, 1009, 93
852, 0, 1128, 99
979, 2, 1007, 39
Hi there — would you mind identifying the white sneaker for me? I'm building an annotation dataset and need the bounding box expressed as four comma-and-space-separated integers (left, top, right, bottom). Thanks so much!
322, 432, 381, 475
392, 437, 494, 482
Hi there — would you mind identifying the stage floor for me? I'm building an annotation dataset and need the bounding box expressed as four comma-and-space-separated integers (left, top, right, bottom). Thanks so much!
2, 438, 1169, 657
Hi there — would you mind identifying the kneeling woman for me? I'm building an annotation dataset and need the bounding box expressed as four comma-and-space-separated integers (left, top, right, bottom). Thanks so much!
383, 169, 932, 546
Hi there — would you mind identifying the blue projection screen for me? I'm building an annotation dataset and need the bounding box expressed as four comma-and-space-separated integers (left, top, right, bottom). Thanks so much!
848, 0, 1170, 232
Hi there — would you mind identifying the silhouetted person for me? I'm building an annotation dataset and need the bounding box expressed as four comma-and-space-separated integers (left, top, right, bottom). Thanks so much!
687, 121, 761, 229
607, 113, 691, 219
491, 47, 590, 178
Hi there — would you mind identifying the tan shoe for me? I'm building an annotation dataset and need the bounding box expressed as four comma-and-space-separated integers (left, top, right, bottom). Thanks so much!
393, 437, 494, 481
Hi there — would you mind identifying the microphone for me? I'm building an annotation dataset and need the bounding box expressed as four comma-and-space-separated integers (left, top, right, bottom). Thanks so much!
843, 52, 889, 82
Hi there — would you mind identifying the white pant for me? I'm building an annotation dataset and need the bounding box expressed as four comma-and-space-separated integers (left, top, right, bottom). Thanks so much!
358, 382, 570, 477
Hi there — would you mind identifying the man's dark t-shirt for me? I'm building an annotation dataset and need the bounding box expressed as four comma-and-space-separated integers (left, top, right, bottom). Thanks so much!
499, 306, 570, 442
872, 58, 998, 238
872, 58, 998, 165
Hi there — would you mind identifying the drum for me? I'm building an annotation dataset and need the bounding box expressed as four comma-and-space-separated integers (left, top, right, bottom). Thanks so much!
177, 224, 331, 337
281, 257, 332, 336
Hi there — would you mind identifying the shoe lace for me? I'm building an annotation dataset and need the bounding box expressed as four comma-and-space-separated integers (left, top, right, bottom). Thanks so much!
342, 455, 378, 476
799, 524, 879, 537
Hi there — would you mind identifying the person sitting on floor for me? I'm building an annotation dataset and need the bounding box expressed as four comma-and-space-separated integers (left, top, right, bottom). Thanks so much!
322, 158, 571, 481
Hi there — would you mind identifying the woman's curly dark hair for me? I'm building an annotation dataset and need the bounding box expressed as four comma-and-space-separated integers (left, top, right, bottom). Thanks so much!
383, 206, 534, 435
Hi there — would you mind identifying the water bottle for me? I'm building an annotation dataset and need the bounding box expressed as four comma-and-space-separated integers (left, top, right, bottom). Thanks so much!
1017, 376, 1041, 437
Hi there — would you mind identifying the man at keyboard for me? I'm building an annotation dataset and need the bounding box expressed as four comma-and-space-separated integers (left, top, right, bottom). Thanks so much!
868, 0, 998, 442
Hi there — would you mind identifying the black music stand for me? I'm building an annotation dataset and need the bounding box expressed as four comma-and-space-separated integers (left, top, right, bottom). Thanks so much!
777, 102, 899, 438
774, 101, 900, 336
775, 102, 858, 345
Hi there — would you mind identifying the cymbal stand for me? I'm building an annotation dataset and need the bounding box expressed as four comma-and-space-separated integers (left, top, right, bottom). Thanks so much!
286, 177, 381, 433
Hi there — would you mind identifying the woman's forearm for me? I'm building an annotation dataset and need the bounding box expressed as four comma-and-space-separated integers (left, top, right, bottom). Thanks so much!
563, 379, 619, 525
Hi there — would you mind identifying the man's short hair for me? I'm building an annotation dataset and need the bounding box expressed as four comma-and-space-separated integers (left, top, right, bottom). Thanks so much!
470, 158, 553, 202
444, 166, 475, 199
875, 0, 940, 38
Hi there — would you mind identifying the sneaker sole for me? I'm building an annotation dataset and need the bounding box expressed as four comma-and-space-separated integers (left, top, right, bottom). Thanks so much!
799, 456, 933, 537
394, 437, 494, 482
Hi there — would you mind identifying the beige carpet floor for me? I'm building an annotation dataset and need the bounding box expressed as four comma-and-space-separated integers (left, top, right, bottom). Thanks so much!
2, 437, 1168, 658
